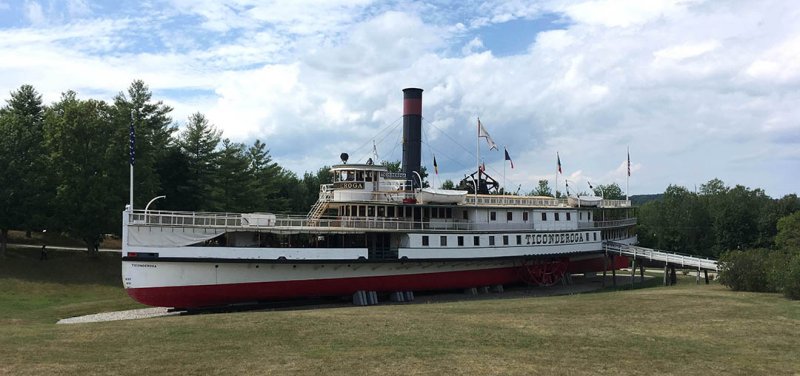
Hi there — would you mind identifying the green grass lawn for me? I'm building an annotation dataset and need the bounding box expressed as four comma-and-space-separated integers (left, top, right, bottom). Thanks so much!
1, 248, 798, 375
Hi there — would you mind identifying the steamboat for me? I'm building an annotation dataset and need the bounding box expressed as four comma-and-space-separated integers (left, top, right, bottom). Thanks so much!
122, 88, 637, 308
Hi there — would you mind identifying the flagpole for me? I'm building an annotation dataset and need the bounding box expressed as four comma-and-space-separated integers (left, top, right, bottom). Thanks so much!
626, 146, 630, 202
503, 145, 506, 194
129, 110, 134, 210
475, 118, 480, 222
476, 117, 480, 196
555, 152, 559, 199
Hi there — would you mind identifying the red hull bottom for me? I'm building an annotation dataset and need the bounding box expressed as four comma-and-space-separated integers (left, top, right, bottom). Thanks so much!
127, 256, 629, 308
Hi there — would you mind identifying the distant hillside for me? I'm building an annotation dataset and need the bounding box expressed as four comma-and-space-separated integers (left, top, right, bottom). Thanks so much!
630, 194, 662, 206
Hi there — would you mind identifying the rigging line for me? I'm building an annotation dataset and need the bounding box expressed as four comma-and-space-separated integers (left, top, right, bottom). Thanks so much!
351, 116, 403, 162
422, 117, 478, 161
357, 119, 403, 163
383, 126, 403, 164
420, 140, 470, 172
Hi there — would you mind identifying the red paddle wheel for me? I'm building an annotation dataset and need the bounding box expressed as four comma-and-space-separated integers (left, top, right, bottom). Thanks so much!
518, 258, 569, 286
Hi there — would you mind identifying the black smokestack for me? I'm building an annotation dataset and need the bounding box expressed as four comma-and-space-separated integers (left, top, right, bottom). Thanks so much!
402, 88, 423, 186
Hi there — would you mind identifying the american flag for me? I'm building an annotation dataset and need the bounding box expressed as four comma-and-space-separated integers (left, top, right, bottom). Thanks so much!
129, 111, 135, 166
557, 152, 562, 174
627, 148, 630, 177
504, 147, 514, 169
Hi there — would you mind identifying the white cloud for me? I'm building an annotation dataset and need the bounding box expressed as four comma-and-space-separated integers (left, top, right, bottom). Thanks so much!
0, 0, 798, 196
23, 0, 46, 25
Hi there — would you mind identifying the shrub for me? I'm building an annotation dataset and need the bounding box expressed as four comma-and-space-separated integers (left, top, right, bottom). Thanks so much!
718, 249, 780, 292
782, 253, 800, 300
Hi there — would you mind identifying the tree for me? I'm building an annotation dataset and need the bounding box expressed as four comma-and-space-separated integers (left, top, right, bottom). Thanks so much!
776, 211, 800, 252
178, 112, 221, 211
440, 180, 455, 189
247, 139, 291, 212
0, 85, 49, 256
112, 80, 175, 212
593, 183, 624, 200
214, 139, 252, 212
530, 180, 552, 197
637, 185, 714, 256
44, 92, 118, 255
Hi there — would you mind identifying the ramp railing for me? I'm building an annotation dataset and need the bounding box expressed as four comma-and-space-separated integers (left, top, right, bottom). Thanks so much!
603, 241, 718, 271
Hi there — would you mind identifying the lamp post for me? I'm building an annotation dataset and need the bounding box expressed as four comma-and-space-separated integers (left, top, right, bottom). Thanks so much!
144, 195, 166, 223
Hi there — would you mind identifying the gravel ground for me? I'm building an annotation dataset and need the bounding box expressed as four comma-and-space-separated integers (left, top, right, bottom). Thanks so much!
57, 307, 179, 324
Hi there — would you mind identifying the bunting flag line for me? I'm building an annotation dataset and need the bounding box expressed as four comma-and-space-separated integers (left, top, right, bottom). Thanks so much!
557, 152, 562, 174
433, 156, 438, 175
478, 118, 498, 151
504, 147, 514, 169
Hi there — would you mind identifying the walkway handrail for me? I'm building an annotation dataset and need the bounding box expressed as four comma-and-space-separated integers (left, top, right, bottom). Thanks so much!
603, 241, 718, 271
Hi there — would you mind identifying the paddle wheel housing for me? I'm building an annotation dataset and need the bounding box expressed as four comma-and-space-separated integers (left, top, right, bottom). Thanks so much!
518, 258, 569, 286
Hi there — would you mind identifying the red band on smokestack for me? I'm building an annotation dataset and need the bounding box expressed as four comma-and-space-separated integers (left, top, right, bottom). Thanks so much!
403, 98, 422, 116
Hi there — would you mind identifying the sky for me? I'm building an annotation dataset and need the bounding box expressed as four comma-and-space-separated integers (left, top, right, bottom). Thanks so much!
1, 0, 798, 198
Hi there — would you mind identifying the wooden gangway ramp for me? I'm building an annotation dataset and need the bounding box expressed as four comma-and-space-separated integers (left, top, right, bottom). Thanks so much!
603, 241, 718, 271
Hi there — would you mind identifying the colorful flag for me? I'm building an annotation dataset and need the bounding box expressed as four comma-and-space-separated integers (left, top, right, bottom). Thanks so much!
478, 118, 498, 151
504, 147, 514, 169
433, 156, 438, 175
129, 111, 135, 166
479, 161, 485, 172
627, 148, 631, 177
557, 152, 562, 174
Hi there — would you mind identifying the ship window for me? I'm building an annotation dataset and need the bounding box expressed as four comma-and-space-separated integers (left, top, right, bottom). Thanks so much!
378, 206, 385, 217
458, 236, 464, 246
523, 212, 529, 221
490, 212, 496, 221
588, 212, 592, 221
365, 171, 373, 182
356, 171, 364, 181
387, 206, 395, 217
474, 236, 480, 246
440, 236, 447, 246
431, 208, 438, 219
580, 212, 583, 220
489, 236, 495, 246
507, 212, 513, 221
368, 206, 375, 217
463, 211, 469, 220
516, 235, 522, 245
445, 208, 452, 218
422, 236, 429, 246
555, 213, 560, 221
503, 235, 509, 245
541, 212, 547, 221
593, 233, 597, 241
566, 212, 571, 221
359, 206, 366, 216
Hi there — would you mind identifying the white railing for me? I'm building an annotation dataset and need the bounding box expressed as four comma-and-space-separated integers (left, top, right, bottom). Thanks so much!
601, 200, 632, 208
463, 195, 631, 208
464, 195, 564, 207
604, 242, 718, 271
130, 210, 637, 233
578, 218, 637, 229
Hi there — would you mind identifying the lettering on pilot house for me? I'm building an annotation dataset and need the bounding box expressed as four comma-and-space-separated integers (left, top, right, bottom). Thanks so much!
131, 263, 157, 268
334, 182, 365, 189
525, 232, 589, 245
